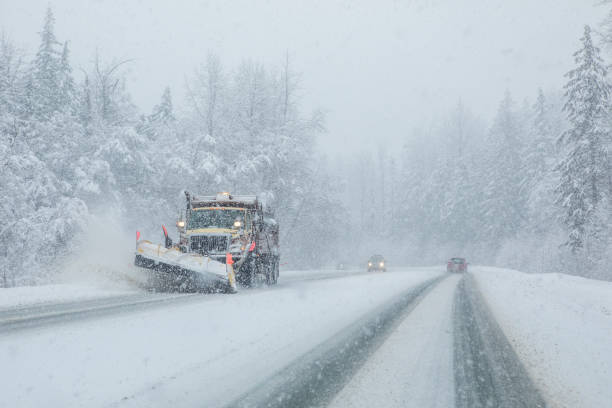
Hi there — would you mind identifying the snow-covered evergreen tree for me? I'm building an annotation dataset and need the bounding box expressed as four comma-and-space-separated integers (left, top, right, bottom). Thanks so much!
482, 91, 526, 241
140, 86, 175, 141
523, 89, 558, 234
556, 25, 611, 255
150, 86, 174, 125
7, 4, 612, 283
57, 41, 76, 112
29, 6, 63, 119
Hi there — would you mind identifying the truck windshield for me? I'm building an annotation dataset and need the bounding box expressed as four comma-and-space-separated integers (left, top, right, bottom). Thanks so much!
188, 209, 245, 229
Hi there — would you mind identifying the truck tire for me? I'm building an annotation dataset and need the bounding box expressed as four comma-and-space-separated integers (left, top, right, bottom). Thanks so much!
267, 258, 279, 285
241, 269, 255, 287
265, 266, 272, 285
273, 259, 279, 284
264, 257, 276, 285
237, 260, 255, 287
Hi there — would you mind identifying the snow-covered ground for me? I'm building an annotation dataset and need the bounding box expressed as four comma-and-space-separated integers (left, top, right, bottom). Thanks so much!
4, 266, 611, 408
0, 284, 139, 309
473, 267, 612, 408
0, 268, 440, 408
279, 267, 365, 282
0, 269, 362, 310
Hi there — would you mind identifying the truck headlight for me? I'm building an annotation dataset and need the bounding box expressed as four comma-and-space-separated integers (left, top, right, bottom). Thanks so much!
379, 262, 384, 267
233, 220, 242, 228
177, 220, 185, 228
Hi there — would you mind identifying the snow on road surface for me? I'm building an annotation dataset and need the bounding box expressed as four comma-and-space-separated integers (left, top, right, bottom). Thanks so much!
0, 269, 358, 311
0, 284, 139, 309
0, 269, 440, 408
473, 267, 612, 408
330, 274, 460, 408
279, 267, 366, 283
4, 266, 609, 408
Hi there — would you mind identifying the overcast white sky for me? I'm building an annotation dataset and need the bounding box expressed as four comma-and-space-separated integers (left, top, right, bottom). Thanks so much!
0, 0, 605, 154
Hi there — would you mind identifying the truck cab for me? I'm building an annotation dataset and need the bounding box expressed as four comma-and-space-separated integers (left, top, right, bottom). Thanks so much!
178, 192, 279, 286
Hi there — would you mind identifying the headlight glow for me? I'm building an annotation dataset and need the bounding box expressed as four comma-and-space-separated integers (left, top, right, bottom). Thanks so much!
233, 220, 242, 228
177, 220, 185, 228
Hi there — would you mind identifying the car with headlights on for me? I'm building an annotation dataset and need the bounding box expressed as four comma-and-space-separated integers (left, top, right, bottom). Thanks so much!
367, 255, 386, 272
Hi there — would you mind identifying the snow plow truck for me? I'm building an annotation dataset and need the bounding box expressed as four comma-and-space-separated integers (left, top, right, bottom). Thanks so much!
135, 192, 279, 293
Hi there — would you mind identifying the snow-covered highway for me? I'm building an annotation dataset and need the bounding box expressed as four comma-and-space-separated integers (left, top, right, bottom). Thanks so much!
0, 293, 202, 333
1, 267, 611, 407
330, 275, 459, 408
0, 268, 438, 407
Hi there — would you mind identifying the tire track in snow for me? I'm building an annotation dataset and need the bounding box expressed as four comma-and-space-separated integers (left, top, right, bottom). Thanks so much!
329, 274, 460, 408
0, 293, 201, 333
0, 270, 372, 334
453, 274, 547, 408
229, 275, 446, 408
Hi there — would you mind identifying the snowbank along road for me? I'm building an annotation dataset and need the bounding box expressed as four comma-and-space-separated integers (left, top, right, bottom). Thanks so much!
4, 266, 602, 407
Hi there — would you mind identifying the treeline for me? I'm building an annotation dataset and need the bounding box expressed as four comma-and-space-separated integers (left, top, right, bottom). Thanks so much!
340, 25, 611, 279
0, 8, 344, 286
2, 8, 610, 285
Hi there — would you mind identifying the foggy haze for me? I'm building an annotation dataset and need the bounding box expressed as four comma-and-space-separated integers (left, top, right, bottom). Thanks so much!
0, 0, 602, 154
3, 2, 612, 406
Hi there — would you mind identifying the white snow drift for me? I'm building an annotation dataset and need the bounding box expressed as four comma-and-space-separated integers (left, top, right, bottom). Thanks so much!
473, 267, 612, 408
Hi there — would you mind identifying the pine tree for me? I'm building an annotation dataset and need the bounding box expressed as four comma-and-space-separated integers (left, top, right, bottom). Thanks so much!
149, 86, 174, 124
532, 89, 552, 169
522, 89, 557, 234
58, 41, 75, 111
0, 35, 22, 116
30, 6, 62, 118
601, 1, 612, 51
482, 91, 526, 241
556, 25, 611, 253
77, 75, 93, 126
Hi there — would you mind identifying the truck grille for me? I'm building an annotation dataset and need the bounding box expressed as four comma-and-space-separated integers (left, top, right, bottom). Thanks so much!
190, 235, 229, 254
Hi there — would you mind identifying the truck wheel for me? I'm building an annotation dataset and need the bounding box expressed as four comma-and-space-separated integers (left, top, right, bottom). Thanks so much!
242, 269, 255, 287
273, 260, 279, 284
241, 271, 253, 287
237, 261, 255, 287
265, 269, 272, 285
265, 259, 276, 285
267, 259, 278, 285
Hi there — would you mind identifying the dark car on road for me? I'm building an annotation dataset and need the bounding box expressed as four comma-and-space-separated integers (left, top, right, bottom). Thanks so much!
447, 257, 468, 273
367, 255, 386, 272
